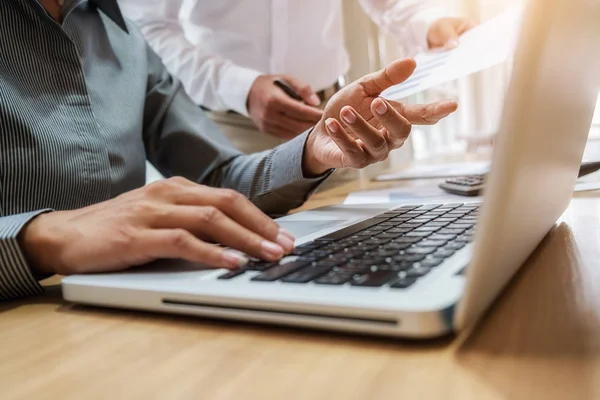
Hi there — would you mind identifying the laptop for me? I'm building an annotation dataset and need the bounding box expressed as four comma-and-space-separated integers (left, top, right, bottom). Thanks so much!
62, 0, 600, 338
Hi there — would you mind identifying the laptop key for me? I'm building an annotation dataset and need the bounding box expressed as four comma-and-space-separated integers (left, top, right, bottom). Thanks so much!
429, 234, 457, 241
404, 231, 432, 238
347, 259, 379, 267
392, 254, 425, 263
392, 236, 422, 244
218, 269, 246, 280
435, 217, 458, 223
397, 222, 422, 228
371, 249, 400, 258
406, 266, 432, 278
386, 227, 412, 234
426, 221, 449, 227
416, 204, 442, 210
375, 232, 404, 239
281, 265, 333, 283
390, 277, 418, 289
315, 272, 353, 285
350, 271, 398, 287
419, 257, 444, 268
316, 217, 390, 241
327, 253, 352, 263
446, 242, 466, 251
361, 238, 391, 246
245, 261, 277, 271
313, 259, 339, 268
410, 218, 434, 224
415, 226, 442, 232
452, 223, 474, 230
406, 247, 437, 255
434, 249, 456, 258
418, 240, 448, 247
252, 261, 310, 282
382, 242, 412, 251
437, 229, 465, 235
292, 247, 316, 256
378, 263, 412, 272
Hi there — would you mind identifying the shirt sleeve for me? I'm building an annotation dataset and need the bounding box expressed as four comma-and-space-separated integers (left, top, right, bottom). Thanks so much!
118, 0, 260, 116
359, 0, 447, 57
0, 211, 51, 301
142, 46, 332, 217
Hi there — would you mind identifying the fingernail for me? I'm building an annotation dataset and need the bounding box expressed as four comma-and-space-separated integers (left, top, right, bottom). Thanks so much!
279, 228, 296, 242
342, 109, 356, 124
222, 250, 249, 268
275, 232, 295, 253
261, 241, 284, 259
309, 94, 321, 106
446, 40, 459, 49
326, 119, 338, 133
374, 99, 388, 115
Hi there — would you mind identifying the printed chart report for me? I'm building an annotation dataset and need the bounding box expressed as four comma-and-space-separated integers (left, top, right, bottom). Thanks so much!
382, 4, 525, 101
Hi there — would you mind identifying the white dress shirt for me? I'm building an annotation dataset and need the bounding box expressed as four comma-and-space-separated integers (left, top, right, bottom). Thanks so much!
119, 0, 445, 116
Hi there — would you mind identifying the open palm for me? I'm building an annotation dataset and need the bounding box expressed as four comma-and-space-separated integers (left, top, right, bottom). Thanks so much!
305, 58, 458, 173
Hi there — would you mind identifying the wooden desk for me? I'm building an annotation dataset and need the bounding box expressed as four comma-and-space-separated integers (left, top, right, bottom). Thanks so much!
3, 177, 600, 400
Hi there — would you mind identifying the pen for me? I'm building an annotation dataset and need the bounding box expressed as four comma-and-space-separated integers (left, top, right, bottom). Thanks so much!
273, 78, 305, 103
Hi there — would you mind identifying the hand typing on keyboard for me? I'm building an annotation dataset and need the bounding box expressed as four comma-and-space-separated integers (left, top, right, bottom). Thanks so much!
21, 179, 296, 276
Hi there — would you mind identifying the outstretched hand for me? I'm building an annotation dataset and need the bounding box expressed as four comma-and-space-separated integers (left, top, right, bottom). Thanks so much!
303, 58, 458, 175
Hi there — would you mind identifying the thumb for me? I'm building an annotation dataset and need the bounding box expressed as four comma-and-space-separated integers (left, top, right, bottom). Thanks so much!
359, 58, 417, 96
281, 75, 321, 107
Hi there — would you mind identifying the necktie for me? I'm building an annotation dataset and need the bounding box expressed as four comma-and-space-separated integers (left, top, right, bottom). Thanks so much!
89, 0, 129, 33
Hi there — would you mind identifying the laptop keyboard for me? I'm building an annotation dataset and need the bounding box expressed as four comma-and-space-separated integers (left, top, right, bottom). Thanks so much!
218, 203, 480, 289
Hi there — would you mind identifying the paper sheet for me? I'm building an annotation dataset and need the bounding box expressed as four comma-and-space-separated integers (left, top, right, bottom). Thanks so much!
382, 4, 525, 101
575, 182, 600, 192
374, 162, 490, 182
343, 186, 481, 205
344, 178, 600, 206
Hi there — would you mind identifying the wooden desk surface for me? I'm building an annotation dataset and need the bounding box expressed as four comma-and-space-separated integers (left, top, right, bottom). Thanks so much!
3, 174, 600, 400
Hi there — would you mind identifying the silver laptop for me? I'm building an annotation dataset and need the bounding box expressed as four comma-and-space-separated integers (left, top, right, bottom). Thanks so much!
62, 0, 600, 338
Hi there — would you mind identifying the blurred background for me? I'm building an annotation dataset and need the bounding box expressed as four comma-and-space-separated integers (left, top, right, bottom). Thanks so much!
343, 0, 600, 165
146, 0, 600, 182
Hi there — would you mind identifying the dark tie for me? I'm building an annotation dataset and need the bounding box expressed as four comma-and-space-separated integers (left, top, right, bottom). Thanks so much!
89, 0, 129, 33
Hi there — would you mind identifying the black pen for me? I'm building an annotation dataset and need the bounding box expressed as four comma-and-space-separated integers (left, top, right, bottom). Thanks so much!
273, 78, 305, 103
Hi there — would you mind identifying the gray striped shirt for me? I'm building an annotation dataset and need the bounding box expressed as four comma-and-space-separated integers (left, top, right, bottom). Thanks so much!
0, 0, 329, 300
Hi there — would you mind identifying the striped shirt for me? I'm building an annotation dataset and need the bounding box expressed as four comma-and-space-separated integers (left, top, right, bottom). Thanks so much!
0, 0, 329, 301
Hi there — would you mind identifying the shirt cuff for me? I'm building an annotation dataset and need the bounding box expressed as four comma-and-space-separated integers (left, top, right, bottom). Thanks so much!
218, 63, 262, 117
409, 7, 447, 54
269, 130, 334, 198
0, 210, 52, 301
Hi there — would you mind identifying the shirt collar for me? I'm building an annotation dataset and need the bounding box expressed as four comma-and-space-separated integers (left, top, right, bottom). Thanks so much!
88, 0, 128, 33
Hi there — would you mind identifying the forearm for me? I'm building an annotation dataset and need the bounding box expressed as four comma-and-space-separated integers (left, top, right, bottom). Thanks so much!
143, 64, 331, 216
205, 132, 332, 216
0, 211, 51, 301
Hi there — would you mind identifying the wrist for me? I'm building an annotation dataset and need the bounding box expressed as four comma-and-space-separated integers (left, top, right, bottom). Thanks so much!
18, 213, 59, 276
302, 122, 331, 177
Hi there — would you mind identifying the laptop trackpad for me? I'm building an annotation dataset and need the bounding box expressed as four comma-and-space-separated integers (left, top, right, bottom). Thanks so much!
276, 219, 347, 239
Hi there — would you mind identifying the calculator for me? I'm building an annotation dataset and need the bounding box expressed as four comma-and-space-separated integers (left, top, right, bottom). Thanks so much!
438, 175, 486, 197
438, 161, 600, 197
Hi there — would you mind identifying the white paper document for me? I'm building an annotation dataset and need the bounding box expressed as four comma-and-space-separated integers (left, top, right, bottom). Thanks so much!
343, 186, 481, 205
381, 4, 525, 101
343, 181, 599, 206
374, 162, 490, 182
